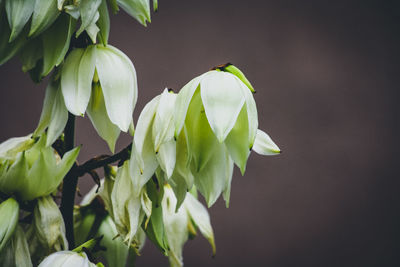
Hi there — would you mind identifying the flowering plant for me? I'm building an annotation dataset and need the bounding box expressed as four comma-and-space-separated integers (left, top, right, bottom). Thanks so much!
0, 1, 280, 266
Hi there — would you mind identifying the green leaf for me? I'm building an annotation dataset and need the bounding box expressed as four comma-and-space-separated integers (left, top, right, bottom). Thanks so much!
117, 0, 151, 26
95, 45, 137, 132
200, 71, 245, 142
87, 83, 120, 153
77, 0, 101, 37
252, 129, 280, 155
5, 0, 34, 42
97, 0, 110, 45
0, 198, 19, 251
42, 13, 76, 77
29, 0, 60, 37
61, 46, 96, 116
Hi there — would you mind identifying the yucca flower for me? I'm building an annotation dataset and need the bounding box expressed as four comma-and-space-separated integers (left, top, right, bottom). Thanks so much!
60, 44, 137, 151
38, 251, 97, 267
174, 66, 280, 206
0, 134, 79, 201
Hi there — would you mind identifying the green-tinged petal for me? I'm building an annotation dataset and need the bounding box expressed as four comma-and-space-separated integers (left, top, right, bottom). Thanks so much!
200, 71, 245, 142
87, 83, 120, 152
97, 216, 130, 267
219, 64, 255, 93
64, 5, 80, 20
42, 13, 76, 77
141, 189, 152, 229
33, 196, 68, 251
133, 95, 159, 168
0, 134, 33, 160
61, 46, 96, 116
95, 45, 137, 131
0, 198, 19, 251
153, 90, 176, 178
184, 193, 216, 256
152, 89, 176, 152
97, 0, 110, 45
185, 89, 218, 171
162, 185, 188, 267
222, 156, 234, 208
34, 80, 58, 136
57, 0, 66, 10
117, 0, 151, 26
174, 75, 202, 137
0, 152, 29, 196
144, 179, 169, 253
224, 105, 250, 175
54, 146, 81, 186
77, 0, 102, 37
111, 161, 141, 245
46, 86, 68, 146
5, 0, 34, 42
252, 129, 280, 155
169, 173, 188, 213
192, 143, 230, 207
239, 80, 258, 147
130, 140, 158, 197
85, 14, 100, 47
29, 0, 60, 37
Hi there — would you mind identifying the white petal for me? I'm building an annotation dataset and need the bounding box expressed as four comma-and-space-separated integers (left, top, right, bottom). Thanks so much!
152, 89, 176, 151
184, 193, 215, 255
96, 45, 137, 132
46, 88, 68, 146
156, 137, 176, 179
87, 83, 120, 152
61, 46, 96, 116
200, 71, 245, 142
252, 129, 281, 155
239, 79, 258, 147
174, 75, 202, 137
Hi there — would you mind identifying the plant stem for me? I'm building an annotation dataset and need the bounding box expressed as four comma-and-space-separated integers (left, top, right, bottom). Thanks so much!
60, 112, 77, 248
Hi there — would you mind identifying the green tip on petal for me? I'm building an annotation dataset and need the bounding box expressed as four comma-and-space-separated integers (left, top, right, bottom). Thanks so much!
213, 63, 256, 93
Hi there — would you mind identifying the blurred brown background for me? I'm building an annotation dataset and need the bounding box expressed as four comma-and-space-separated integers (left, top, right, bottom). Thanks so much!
1, 0, 399, 266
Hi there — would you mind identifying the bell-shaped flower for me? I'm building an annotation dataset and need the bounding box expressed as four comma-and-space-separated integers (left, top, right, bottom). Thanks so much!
129, 89, 177, 196
0, 197, 19, 251
107, 161, 150, 246
162, 184, 215, 267
30, 196, 68, 253
174, 66, 280, 206
38, 251, 97, 267
0, 134, 80, 201
60, 44, 137, 151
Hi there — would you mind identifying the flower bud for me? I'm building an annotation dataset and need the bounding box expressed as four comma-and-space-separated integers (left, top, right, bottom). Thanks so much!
38, 251, 97, 267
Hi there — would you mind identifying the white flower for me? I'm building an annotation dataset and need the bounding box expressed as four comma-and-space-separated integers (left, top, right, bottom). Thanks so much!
38, 251, 97, 267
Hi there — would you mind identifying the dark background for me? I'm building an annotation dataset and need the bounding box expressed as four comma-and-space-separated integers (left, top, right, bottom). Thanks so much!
1, 0, 399, 266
